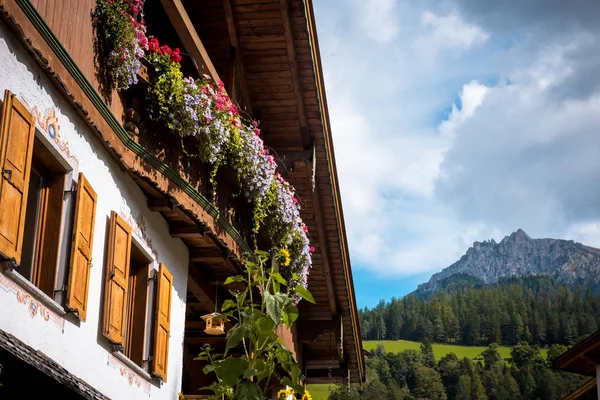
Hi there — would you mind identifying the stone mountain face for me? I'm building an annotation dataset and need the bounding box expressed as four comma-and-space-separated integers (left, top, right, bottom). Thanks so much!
415, 229, 600, 294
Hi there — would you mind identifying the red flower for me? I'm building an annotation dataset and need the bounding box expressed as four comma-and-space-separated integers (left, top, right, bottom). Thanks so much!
148, 37, 160, 53
262, 148, 268, 155
171, 48, 182, 63
160, 45, 172, 56
310, 246, 315, 253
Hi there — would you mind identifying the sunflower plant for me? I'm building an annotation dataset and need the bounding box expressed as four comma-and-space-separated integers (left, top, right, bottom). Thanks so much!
196, 250, 315, 399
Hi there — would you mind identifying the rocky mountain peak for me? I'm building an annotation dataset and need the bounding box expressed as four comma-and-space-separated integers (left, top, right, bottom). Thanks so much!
414, 230, 600, 295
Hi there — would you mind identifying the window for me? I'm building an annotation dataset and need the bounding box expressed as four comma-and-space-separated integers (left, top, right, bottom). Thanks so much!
19, 136, 69, 298
124, 241, 151, 367
0, 90, 97, 320
103, 211, 172, 381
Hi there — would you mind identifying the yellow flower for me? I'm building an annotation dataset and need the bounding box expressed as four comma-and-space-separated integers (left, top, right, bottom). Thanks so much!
277, 389, 288, 399
280, 248, 291, 267
302, 390, 312, 400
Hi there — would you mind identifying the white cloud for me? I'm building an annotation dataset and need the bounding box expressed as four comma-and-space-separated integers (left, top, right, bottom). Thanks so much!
439, 81, 489, 138
421, 11, 489, 49
356, 0, 400, 43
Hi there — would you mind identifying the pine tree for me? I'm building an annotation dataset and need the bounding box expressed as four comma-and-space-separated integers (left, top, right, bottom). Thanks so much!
455, 375, 471, 400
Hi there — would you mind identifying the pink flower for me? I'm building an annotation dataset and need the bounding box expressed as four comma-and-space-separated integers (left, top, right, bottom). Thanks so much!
302, 223, 308, 232
254, 128, 261, 136
310, 246, 315, 253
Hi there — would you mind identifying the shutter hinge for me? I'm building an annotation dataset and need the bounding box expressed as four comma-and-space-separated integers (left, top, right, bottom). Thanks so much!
147, 269, 157, 283
143, 356, 154, 364
2, 169, 12, 184
64, 305, 80, 317
64, 180, 78, 193
53, 284, 67, 294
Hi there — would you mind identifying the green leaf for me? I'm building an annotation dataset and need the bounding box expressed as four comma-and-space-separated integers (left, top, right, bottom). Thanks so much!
221, 299, 236, 312
202, 364, 215, 374
271, 272, 287, 285
265, 291, 283, 324
236, 381, 264, 400
295, 285, 316, 304
224, 275, 245, 285
214, 357, 248, 386
225, 324, 246, 356
243, 368, 259, 378
283, 305, 299, 328
272, 280, 280, 294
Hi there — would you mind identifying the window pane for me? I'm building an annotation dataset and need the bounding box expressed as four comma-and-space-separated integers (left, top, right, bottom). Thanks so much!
19, 169, 43, 280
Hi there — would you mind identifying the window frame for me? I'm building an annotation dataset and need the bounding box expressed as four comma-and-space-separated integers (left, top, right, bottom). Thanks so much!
6, 126, 78, 309
113, 232, 157, 375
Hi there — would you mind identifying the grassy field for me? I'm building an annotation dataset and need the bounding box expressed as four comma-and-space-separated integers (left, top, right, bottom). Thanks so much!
306, 340, 548, 400
363, 340, 547, 360
306, 384, 330, 400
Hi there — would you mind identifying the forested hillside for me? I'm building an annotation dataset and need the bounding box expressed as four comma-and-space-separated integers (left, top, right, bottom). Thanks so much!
359, 276, 600, 346
328, 342, 588, 400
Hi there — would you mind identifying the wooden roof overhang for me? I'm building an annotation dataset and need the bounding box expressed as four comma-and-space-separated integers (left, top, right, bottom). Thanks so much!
554, 330, 600, 376
177, 0, 365, 383
564, 379, 596, 400
554, 330, 600, 377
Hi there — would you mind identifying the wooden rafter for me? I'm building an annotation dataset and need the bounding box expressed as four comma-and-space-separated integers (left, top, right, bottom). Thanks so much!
223, 0, 253, 115
305, 162, 338, 317
187, 266, 216, 312
159, 0, 220, 82
280, 0, 311, 149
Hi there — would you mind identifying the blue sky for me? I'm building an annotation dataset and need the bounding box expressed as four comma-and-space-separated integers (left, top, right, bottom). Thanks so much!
312, 0, 600, 308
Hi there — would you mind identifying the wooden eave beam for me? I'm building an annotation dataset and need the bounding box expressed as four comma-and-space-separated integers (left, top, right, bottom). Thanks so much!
170, 224, 205, 238
223, 0, 253, 115
305, 163, 338, 317
187, 266, 216, 312
148, 197, 175, 212
280, 0, 311, 149
159, 0, 220, 82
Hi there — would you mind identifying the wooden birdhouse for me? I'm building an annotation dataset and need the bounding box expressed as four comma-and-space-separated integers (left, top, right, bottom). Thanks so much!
201, 313, 227, 335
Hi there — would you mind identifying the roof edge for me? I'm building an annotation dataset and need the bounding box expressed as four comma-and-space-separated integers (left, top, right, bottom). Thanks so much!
302, 0, 365, 381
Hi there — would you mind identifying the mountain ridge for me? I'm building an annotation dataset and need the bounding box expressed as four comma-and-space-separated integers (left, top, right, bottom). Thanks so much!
414, 229, 600, 295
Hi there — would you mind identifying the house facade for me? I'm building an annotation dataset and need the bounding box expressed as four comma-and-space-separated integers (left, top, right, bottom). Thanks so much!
0, 0, 364, 398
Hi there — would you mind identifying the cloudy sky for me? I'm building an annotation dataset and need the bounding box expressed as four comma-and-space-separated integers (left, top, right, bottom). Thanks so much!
312, 0, 600, 307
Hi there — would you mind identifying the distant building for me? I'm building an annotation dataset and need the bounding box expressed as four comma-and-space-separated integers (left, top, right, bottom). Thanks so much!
0, 0, 364, 398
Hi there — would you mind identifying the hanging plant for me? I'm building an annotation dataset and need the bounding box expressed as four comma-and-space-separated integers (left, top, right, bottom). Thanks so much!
93, 0, 314, 285
93, 0, 147, 89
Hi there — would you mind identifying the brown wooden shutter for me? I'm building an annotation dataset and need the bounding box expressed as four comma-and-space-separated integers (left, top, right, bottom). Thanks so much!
102, 211, 132, 346
0, 90, 36, 264
66, 173, 97, 321
153, 263, 172, 382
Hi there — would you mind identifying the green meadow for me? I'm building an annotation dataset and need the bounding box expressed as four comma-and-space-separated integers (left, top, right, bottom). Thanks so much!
307, 340, 549, 400
363, 340, 547, 360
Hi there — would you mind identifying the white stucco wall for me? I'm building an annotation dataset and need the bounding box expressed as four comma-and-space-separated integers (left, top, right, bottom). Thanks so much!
0, 22, 189, 399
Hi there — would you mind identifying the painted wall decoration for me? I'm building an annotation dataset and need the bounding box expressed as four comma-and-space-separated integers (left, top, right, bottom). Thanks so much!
108, 353, 152, 393
0, 272, 65, 330
17, 94, 79, 167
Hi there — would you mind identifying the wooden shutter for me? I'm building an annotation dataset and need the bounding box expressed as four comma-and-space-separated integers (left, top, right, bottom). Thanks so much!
153, 263, 172, 382
0, 90, 36, 264
103, 211, 132, 346
66, 173, 97, 321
